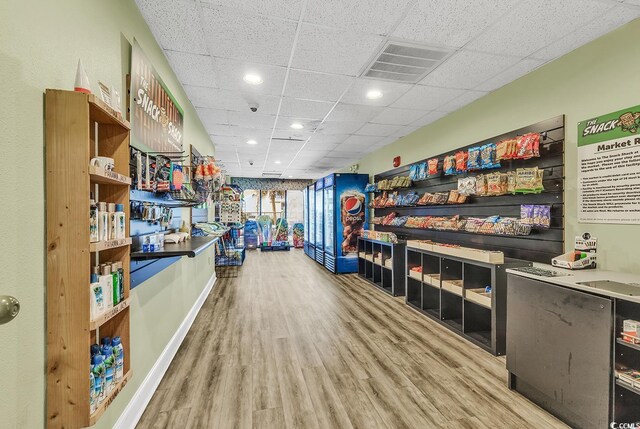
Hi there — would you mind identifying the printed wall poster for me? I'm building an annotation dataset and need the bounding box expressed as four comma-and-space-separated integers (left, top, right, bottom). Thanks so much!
130, 41, 183, 152
577, 106, 640, 224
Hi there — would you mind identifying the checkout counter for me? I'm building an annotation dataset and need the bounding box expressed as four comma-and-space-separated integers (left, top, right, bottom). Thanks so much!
507, 266, 640, 429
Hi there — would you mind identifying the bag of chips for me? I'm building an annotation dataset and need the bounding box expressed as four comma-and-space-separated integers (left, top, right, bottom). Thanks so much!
443, 155, 456, 175
480, 143, 500, 169
533, 205, 551, 228
515, 133, 541, 159
428, 158, 439, 176
521, 204, 535, 225
475, 174, 487, 196
418, 162, 427, 180
409, 164, 420, 181
455, 151, 468, 173
458, 176, 476, 196
486, 172, 508, 196
515, 167, 544, 194
506, 171, 516, 194
467, 147, 481, 170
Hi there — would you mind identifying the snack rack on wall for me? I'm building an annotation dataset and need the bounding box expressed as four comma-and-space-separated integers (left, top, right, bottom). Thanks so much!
46, 89, 132, 428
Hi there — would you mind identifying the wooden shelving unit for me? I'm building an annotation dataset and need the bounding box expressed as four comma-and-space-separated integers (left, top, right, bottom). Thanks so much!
357, 237, 406, 296
405, 245, 530, 355
46, 89, 132, 429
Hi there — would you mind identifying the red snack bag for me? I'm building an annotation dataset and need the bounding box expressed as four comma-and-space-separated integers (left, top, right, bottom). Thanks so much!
515, 133, 540, 159
455, 151, 468, 173
428, 158, 439, 176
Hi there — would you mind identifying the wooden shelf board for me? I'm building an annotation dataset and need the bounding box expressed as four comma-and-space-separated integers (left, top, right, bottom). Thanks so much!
90, 237, 132, 253
615, 379, 640, 396
89, 165, 132, 185
89, 370, 132, 425
616, 338, 640, 352
90, 298, 131, 331
88, 94, 130, 129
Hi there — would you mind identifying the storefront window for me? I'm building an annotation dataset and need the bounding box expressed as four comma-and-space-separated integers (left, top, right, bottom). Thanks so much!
243, 189, 259, 220
286, 190, 304, 224
260, 190, 285, 223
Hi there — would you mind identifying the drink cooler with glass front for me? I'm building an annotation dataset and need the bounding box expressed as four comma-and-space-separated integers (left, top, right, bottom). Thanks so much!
311, 173, 368, 273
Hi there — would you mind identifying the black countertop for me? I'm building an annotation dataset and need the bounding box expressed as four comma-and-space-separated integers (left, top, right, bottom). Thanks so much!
131, 236, 219, 260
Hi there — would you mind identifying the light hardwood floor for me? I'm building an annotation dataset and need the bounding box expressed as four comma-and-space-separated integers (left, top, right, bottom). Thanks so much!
136, 249, 567, 429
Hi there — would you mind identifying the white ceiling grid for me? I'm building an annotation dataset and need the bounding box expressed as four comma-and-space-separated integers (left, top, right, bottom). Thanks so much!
135, 0, 640, 179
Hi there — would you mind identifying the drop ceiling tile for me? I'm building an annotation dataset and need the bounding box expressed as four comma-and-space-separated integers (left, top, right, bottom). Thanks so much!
271, 129, 312, 142
466, 0, 614, 57
201, 6, 297, 66
393, 125, 421, 138
356, 123, 404, 136
165, 51, 217, 87
232, 127, 273, 139
340, 78, 413, 107
208, 124, 236, 136
370, 108, 430, 126
624, 0, 640, 6
439, 90, 488, 112
196, 108, 229, 129
200, 0, 303, 20
328, 103, 384, 123
214, 57, 287, 96
184, 85, 281, 114
420, 51, 521, 89
475, 58, 546, 91
325, 151, 365, 159
135, 0, 208, 54
274, 116, 322, 131
292, 23, 385, 76
278, 97, 335, 120
227, 111, 277, 129
305, 0, 413, 35
410, 111, 449, 127
210, 135, 240, 146
393, 0, 516, 48
532, 4, 640, 60
316, 121, 368, 135
391, 85, 466, 110
284, 70, 354, 102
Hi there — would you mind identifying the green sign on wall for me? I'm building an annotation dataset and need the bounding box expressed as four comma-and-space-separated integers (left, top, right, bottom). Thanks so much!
577, 105, 640, 224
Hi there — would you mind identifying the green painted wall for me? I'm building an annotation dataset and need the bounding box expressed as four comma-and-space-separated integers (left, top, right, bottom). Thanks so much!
354, 19, 640, 274
0, 0, 215, 427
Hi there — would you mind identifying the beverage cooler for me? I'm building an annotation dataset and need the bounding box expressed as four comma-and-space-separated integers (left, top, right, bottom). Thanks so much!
321, 173, 369, 273
314, 180, 324, 265
306, 184, 315, 260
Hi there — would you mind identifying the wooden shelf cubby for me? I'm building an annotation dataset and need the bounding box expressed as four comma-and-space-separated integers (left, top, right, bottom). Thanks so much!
46, 89, 132, 429
357, 237, 406, 296
404, 244, 531, 355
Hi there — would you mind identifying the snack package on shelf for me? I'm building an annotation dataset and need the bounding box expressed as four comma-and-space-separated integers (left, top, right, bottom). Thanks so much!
515, 133, 541, 159
364, 183, 377, 193
403, 192, 420, 206
434, 192, 449, 205
458, 176, 476, 196
381, 212, 397, 225
497, 138, 518, 160
389, 216, 408, 227
521, 204, 551, 228
417, 192, 433, 205
384, 192, 398, 207
475, 174, 487, 196
409, 164, 420, 181
443, 155, 456, 175
455, 151, 468, 174
480, 143, 500, 169
506, 171, 517, 194
467, 146, 482, 170
427, 158, 439, 176
515, 167, 544, 194
486, 172, 508, 196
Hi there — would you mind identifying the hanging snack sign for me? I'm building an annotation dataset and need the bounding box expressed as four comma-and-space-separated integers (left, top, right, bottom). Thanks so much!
577, 105, 640, 224
130, 41, 183, 152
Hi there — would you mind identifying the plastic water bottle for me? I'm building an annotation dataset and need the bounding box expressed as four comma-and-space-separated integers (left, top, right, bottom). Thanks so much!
102, 346, 115, 394
92, 355, 105, 404
111, 337, 124, 382
90, 371, 96, 414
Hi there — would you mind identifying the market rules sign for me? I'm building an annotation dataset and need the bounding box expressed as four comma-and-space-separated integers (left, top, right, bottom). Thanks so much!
130, 41, 183, 152
578, 106, 640, 224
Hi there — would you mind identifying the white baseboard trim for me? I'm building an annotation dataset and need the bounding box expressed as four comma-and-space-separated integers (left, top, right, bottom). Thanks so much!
113, 272, 217, 429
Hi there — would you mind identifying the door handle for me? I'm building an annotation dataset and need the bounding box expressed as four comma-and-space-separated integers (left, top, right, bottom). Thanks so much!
0, 295, 20, 325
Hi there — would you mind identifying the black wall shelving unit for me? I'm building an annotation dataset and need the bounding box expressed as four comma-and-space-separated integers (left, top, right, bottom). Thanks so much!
372, 115, 565, 264
407, 245, 531, 355
613, 300, 640, 424
357, 237, 406, 296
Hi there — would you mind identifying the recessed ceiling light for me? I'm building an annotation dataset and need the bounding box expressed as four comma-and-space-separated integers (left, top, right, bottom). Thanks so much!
288, 175, 292, 178
246, 139, 257, 145
290, 123, 304, 130
243, 73, 263, 85
366, 89, 383, 100
275, 160, 281, 164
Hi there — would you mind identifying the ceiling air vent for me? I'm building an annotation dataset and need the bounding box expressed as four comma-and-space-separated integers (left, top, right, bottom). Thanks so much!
262, 172, 282, 178
361, 41, 452, 83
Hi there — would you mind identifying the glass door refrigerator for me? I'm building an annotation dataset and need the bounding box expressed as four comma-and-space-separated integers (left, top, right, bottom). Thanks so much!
307, 184, 315, 261
322, 173, 369, 273
303, 186, 309, 256
314, 179, 324, 265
